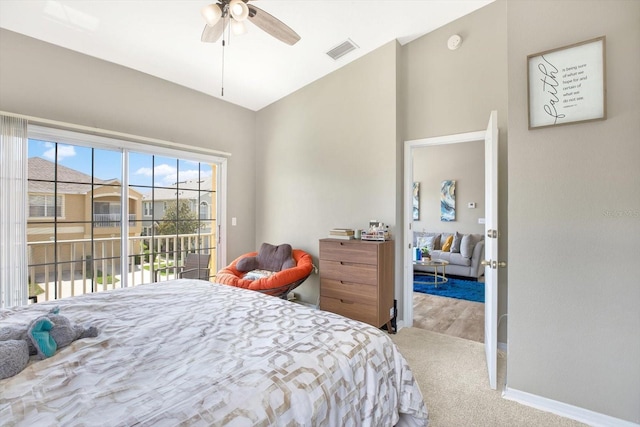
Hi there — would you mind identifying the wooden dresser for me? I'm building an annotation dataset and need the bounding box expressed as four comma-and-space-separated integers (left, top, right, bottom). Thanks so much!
319, 238, 394, 332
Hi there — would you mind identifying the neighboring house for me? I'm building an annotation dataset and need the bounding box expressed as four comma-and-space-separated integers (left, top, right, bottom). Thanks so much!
27, 157, 143, 273
141, 178, 214, 236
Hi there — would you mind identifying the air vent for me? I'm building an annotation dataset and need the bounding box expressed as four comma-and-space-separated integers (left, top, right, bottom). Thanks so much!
326, 39, 359, 61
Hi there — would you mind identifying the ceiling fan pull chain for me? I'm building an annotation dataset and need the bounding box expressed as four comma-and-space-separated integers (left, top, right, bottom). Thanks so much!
221, 28, 226, 97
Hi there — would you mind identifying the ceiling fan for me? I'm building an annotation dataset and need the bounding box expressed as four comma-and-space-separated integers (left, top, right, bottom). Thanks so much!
201, 0, 301, 46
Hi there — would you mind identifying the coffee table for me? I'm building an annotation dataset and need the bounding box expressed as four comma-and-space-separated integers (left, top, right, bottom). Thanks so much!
413, 258, 449, 288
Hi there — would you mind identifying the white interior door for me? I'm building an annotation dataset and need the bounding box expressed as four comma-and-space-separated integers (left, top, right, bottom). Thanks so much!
484, 110, 499, 390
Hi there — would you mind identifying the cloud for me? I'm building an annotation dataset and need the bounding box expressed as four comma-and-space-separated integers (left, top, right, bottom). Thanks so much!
135, 163, 212, 186
43, 143, 76, 161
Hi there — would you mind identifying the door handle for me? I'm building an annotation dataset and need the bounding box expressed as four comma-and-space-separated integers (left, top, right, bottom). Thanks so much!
481, 260, 507, 269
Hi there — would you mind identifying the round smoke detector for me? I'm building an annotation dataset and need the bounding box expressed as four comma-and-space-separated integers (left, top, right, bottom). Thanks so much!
447, 34, 462, 50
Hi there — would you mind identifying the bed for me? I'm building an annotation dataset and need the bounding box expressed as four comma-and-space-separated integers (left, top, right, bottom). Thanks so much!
0, 279, 428, 426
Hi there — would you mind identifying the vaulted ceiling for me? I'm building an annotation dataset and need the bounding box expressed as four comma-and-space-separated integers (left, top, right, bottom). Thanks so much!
0, 1, 493, 111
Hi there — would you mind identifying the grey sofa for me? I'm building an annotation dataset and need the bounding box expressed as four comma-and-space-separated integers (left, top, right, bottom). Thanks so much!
413, 231, 485, 280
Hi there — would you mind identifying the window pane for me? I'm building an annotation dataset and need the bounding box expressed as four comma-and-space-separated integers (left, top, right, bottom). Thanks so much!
129, 152, 154, 188
94, 149, 122, 183
154, 156, 178, 188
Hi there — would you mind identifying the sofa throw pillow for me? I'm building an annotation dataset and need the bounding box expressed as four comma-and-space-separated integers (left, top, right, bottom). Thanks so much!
441, 235, 454, 252
460, 234, 474, 258
451, 232, 462, 253
416, 235, 436, 252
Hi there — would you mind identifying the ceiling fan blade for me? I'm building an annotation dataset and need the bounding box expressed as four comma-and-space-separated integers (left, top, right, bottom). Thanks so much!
248, 5, 300, 46
201, 18, 228, 43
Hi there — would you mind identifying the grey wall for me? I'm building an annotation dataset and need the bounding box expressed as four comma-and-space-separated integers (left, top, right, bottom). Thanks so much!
412, 142, 485, 235
506, 0, 640, 423
0, 29, 257, 260
255, 41, 399, 305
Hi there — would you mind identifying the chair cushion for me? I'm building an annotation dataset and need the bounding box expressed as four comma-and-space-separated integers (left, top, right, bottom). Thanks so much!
256, 243, 294, 272
235, 243, 295, 273
236, 256, 258, 272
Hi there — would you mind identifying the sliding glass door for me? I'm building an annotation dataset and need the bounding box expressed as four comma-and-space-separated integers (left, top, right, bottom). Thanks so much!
27, 126, 225, 302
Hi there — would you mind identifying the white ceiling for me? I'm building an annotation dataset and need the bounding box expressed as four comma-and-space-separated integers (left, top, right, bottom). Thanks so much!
0, 0, 493, 111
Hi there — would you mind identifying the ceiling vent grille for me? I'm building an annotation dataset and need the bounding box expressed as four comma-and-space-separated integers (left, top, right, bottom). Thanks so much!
326, 39, 359, 61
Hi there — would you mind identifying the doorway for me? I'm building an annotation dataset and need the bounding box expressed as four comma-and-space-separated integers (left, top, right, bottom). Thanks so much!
402, 110, 500, 389
405, 136, 485, 342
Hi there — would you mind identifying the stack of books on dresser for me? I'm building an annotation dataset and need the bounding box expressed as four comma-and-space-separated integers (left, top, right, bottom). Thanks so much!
329, 228, 355, 240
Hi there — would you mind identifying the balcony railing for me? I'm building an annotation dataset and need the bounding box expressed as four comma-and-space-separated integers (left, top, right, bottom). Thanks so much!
93, 213, 137, 227
28, 232, 216, 302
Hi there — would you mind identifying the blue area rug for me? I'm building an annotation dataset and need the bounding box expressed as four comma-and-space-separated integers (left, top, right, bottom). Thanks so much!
414, 274, 485, 303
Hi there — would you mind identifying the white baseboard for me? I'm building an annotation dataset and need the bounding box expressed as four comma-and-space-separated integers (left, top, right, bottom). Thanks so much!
503, 387, 639, 427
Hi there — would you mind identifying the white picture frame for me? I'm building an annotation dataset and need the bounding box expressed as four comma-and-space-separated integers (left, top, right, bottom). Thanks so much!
527, 36, 606, 129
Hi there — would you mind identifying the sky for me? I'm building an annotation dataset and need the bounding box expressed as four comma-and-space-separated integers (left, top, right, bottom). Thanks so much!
28, 139, 212, 189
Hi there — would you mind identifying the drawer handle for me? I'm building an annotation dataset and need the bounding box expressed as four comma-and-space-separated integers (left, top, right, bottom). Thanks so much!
340, 299, 354, 304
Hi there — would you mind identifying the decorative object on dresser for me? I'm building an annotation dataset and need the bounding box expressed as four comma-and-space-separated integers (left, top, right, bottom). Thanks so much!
328, 228, 355, 240
319, 238, 395, 333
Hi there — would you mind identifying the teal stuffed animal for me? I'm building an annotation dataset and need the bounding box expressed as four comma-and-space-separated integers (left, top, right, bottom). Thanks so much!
0, 307, 98, 379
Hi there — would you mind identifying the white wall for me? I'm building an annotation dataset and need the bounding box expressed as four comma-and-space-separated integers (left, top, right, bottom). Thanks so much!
507, 0, 640, 423
412, 142, 485, 235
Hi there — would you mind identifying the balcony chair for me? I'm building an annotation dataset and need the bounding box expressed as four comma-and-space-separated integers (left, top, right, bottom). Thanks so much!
155, 253, 215, 282
216, 243, 314, 299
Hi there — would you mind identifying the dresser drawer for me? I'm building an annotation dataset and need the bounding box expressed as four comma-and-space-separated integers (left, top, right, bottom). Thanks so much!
320, 278, 377, 306
320, 296, 378, 326
319, 240, 378, 265
319, 260, 377, 286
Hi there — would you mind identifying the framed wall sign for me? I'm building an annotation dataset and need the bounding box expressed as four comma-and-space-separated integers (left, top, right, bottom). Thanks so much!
527, 36, 606, 129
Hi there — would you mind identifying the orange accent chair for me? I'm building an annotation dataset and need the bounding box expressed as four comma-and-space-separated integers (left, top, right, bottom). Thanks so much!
216, 243, 313, 299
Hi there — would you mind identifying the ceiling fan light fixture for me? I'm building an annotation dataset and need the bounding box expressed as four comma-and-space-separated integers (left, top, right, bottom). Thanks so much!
201, 3, 222, 27
231, 20, 247, 35
229, 0, 249, 22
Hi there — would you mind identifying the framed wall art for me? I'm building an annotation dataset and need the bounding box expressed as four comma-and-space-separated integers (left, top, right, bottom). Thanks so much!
440, 180, 456, 222
412, 182, 420, 220
527, 36, 606, 129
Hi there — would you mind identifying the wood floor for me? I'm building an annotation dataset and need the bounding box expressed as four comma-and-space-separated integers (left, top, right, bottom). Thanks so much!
412, 291, 485, 343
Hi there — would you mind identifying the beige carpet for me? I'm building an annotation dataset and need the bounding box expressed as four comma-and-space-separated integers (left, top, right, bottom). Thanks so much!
391, 327, 588, 427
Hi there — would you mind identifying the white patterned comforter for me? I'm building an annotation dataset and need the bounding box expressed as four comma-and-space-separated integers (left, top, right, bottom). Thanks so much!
0, 280, 428, 426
